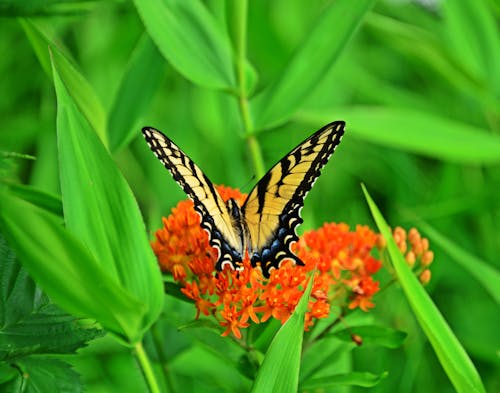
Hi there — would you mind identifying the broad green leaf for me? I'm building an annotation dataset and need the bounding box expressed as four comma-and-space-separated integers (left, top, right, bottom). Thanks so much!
251, 276, 314, 393
298, 107, 500, 164
334, 325, 407, 348
20, 19, 108, 146
52, 55, 163, 342
442, 0, 500, 93
108, 33, 166, 152
251, 0, 376, 130
0, 192, 146, 342
301, 371, 388, 390
417, 221, 500, 305
134, 0, 236, 90
362, 184, 487, 393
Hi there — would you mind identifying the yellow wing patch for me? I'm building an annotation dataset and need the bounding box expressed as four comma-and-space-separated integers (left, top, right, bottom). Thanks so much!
143, 121, 345, 277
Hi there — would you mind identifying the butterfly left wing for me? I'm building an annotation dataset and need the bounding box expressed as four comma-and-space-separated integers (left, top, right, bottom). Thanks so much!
242, 121, 345, 277
142, 127, 245, 271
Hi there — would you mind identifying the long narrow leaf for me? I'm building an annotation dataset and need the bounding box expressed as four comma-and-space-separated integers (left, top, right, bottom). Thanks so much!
298, 107, 500, 164
20, 19, 108, 146
300, 371, 388, 390
362, 184, 486, 393
251, 0, 376, 130
134, 0, 235, 90
108, 34, 166, 152
251, 275, 314, 393
0, 191, 146, 342
417, 221, 500, 305
52, 53, 163, 342
442, 0, 500, 93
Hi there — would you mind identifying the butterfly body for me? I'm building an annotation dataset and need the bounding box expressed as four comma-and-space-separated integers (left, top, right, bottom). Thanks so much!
143, 121, 345, 277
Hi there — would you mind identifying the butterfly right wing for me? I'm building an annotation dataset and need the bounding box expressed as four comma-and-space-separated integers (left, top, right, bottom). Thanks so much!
142, 127, 244, 271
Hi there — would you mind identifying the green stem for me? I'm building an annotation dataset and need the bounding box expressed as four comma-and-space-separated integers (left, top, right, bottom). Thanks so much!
151, 325, 176, 392
233, 0, 266, 178
135, 341, 161, 393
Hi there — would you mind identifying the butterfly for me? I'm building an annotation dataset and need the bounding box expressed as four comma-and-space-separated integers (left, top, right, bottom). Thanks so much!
142, 121, 345, 278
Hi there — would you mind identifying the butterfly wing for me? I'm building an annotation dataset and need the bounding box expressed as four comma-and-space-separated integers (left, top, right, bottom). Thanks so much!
242, 121, 345, 277
142, 127, 244, 271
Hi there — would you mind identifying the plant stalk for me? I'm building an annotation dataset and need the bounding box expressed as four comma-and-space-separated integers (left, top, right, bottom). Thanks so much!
135, 341, 162, 393
233, 0, 266, 178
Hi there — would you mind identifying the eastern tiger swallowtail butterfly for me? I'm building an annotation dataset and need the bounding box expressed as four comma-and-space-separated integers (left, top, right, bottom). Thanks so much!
142, 121, 345, 278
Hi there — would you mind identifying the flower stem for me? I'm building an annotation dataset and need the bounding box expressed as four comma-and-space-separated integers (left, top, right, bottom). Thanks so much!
232, 0, 266, 178
135, 341, 161, 393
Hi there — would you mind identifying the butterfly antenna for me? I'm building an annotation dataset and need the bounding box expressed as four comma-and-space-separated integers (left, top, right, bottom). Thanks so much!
240, 174, 257, 193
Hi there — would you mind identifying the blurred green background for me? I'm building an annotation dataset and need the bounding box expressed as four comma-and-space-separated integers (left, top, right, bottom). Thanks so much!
0, 0, 499, 392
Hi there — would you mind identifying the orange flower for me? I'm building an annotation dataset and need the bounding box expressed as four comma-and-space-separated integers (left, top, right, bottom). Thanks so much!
150, 186, 432, 338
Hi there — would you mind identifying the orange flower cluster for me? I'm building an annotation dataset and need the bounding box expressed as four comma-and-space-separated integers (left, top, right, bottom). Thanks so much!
151, 186, 387, 339
389, 226, 434, 285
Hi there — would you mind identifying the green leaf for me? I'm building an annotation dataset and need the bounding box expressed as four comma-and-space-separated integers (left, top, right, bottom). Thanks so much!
0, 304, 103, 361
334, 325, 407, 349
251, 0, 376, 129
362, 184, 487, 393
52, 54, 163, 342
301, 371, 388, 390
417, 221, 500, 305
0, 363, 17, 384
298, 107, 500, 164
364, 13, 499, 112
108, 33, 166, 152
16, 357, 82, 393
0, 0, 94, 16
20, 19, 108, 146
0, 192, 146, 342
442, 0, 500, 93
134, 0, 236, 90
0, 242, 103, 360
251, 276, 314, 393
1, 181, 62, 217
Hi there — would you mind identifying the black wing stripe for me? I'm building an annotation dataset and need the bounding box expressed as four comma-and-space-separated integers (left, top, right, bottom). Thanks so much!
142, 127, 243, 264
243, 121, 345, 278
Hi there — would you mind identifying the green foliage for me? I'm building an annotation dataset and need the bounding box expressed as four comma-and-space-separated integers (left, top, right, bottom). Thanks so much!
0, 234, 102, 391
363, 185, 486, 393
251, 276, 313, 393
0, 0, 498, 392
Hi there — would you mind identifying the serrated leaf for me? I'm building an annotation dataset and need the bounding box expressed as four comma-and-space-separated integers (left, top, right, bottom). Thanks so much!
0, 303, 103, 361
251, 276, 314, 393
333, 325, 407, 348
134, 0, 236, 90
16, 357, 82, 393
0, 191, 146, 343
301, 371, 388, 390
362, 184, 486, 393
251, 0, 376, 129
52, 53, 163, 343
